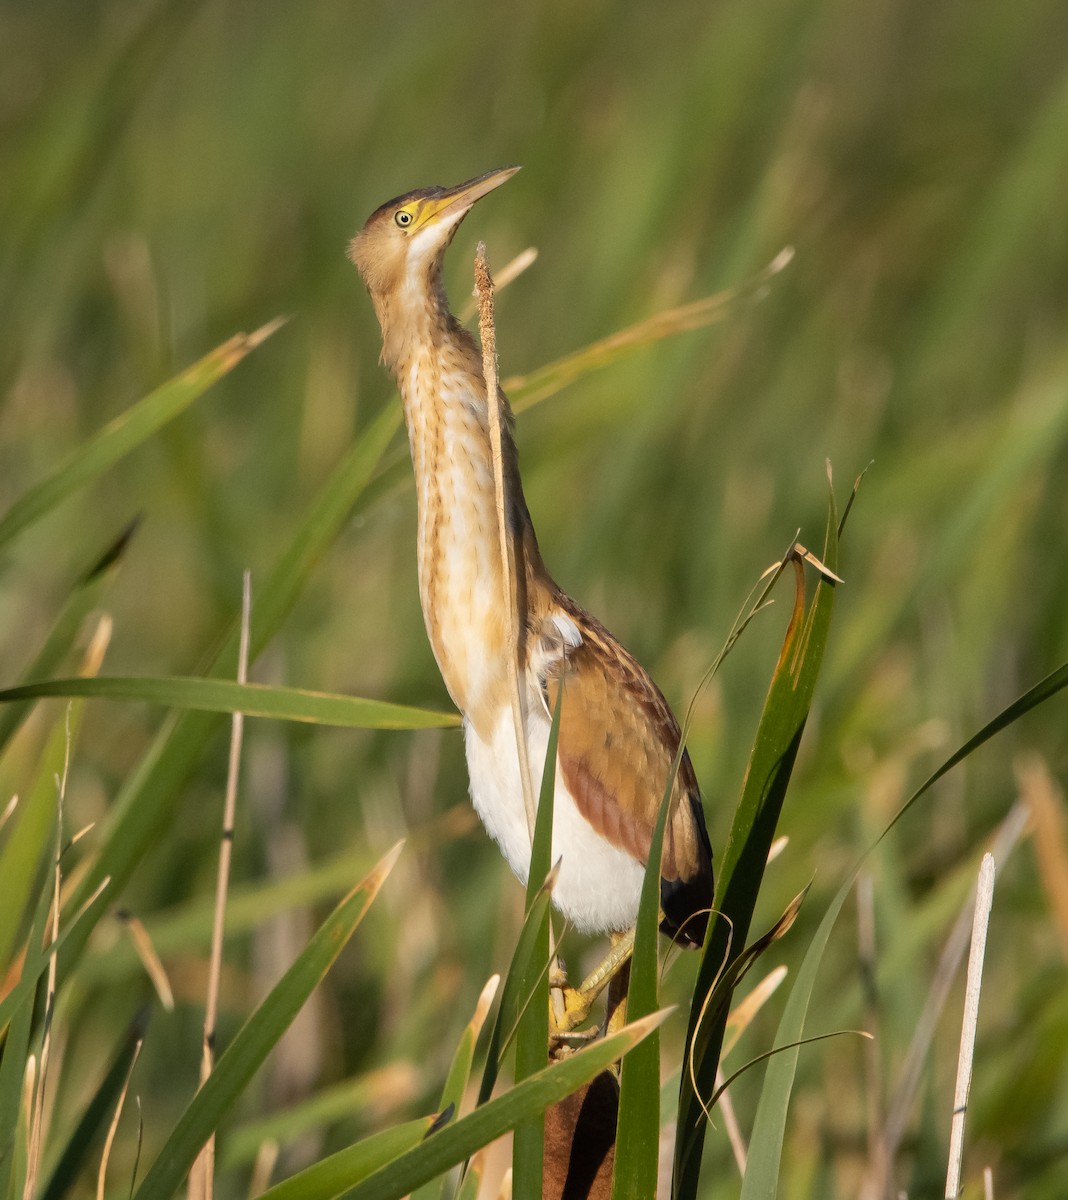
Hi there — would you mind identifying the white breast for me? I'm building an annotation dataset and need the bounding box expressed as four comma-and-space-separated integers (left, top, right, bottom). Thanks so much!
464, 705, 646, 934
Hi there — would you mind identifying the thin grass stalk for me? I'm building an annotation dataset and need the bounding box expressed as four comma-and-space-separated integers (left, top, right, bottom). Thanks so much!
0, 520, 136, 760
248, 1141, 279, 1198
505, 247, 794, 412
474, 242, 537, 843
20, 1055, 36, 1193
23, 708, 72, 1200
116, 912, 175, 1011
38, 1006, 145, 1200
191, 571, 252, 1200
1015, 754, 1068, 958
0, 321, 285, 551
883, 805, 1027, 1173
714, 1067, 747, 1175
856, 872, 888, 1200
460, 248, 538, 322
945, 853, 996, 1198
97, 1040, 143, 1200
0, 795, 18, 837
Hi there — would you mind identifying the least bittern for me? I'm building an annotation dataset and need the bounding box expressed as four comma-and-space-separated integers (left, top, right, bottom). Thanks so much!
349, 168, 712, 1029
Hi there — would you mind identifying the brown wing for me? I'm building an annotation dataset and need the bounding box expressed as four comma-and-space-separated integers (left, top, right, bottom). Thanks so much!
539, 600, 713, 946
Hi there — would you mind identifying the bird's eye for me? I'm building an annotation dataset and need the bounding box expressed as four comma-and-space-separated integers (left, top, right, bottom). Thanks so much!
394, 210, 413, 228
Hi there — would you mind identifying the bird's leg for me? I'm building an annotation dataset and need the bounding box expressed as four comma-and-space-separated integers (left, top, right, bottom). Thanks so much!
553, 929, 636, 1036
603, 958, 631, 1037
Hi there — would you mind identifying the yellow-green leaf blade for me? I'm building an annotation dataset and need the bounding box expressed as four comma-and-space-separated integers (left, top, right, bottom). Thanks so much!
674, 486, 840, 1200
0, 520, 136, 757
0, 322, 283, 550
259, 1117, 435, 1200
348, 1011, 672, 1200
131, 842, 402, 1200
59, 401, 402, 971
0, 677, 458, 731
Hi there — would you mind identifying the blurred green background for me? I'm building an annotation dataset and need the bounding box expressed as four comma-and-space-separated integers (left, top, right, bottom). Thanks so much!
2, 0, 1068, 1195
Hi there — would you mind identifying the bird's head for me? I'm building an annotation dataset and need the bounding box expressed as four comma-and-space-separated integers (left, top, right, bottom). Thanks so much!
349, 166, 520, 301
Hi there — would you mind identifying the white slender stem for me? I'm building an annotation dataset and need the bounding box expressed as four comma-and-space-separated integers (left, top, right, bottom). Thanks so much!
945, 853, 996, 1198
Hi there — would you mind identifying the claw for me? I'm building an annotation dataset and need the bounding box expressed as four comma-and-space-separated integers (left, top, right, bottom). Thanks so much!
546, 928, 638, 1048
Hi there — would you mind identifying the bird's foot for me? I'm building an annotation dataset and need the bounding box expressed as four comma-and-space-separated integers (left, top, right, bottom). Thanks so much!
547, 930, 637, 1047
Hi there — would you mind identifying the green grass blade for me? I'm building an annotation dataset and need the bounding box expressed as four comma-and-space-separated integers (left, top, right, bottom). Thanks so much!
674, 487, 839, 1200
0, 677, 458, 731
438, 977, 499, 1121
1, 0, 205, 285
221, 1071, 420, 1170
409, 977, 498, 1200
39, 1008, 148, 1200
0, 521, 136, 757
0, 880, 111, 1036
739, 660, 1068, 1199
0, 324, 282, 550
131, 842, 401, 1200
59, 400, 402, 972
258, 1118, 435, 1200
506, 258, 791, 413
80, 845, 381, 987
475, 876, 556, 1109
612, 757, 678, 1200
0, 694, 90, 970
453, 1151, 484, 1200
512, 684, 562, 1200
888, 658, 1068, 832
0, 825, 56, 1197
345, 1011, 672, 1200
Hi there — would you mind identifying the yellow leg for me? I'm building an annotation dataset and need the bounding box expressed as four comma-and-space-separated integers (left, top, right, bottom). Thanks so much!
551, 929, 636, 1038
604, 959, 631, 1037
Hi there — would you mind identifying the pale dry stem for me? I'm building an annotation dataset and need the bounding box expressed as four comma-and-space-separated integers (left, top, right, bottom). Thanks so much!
1016, 752, 1068, 960
97, 1039, 143, 1200
117, 911, 175, 1011
945, 853, 996, 1199
23, 707, 73, 1200
190, 570, 252, 1200
856, 871, 888, 1200
883, 805, 1026, 1177
714, 1065, 748, 1175
461, 247, 538, 321
474, 244, 537, 844
0, 794, 18, 836
248, 1140, 280, 1197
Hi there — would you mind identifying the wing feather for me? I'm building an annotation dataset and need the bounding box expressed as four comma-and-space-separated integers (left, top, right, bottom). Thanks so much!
537, 599, 713, 945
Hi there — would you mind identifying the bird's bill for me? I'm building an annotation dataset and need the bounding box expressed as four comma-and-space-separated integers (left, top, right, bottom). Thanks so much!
417, 166, 520, 228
